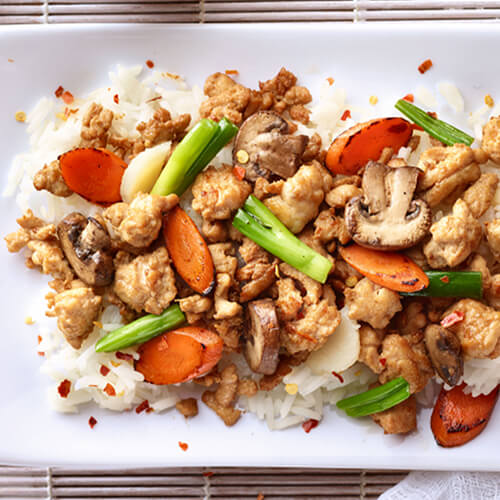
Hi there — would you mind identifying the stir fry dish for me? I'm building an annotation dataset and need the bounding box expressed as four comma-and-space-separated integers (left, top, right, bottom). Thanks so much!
5, 65, 500, 446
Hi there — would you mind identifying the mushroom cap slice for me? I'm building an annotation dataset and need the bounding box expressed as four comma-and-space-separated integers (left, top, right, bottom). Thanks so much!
424, 324, 463, 386
57, 212, 114, 287
233, 110, 308, 181
245, 298, 280, 375
345, 161, 432, 250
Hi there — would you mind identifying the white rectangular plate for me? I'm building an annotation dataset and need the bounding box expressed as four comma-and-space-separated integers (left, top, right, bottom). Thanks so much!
1, 23, 499, 470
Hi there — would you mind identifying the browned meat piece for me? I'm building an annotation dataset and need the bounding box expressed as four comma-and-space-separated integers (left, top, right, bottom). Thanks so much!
193, 369, 221, 387
424, 199, 482, 268
51, 283, 102, 349
275, 278, 302, 322
302, 133, 322, 162
175, 398, 198, 418
213, 273, 242, 320
462, 173, 498, 219
202, 220, 228, 243
80, 102, 113, 148
113, 247, 177, 314
345, 278, 402, 330
442, 299, 500, 358
371, 396, 417, 435
136, 108, 190, 148
358, 324, 385, 374
313, 209, 351, 245
192, 165, 252, 221
264, 161, 333, 234
238, 379, 258, 397
253, 178, 285, 200
211, 316, 242, 351
482, 116, 500, 163
325, 184, 363, 209
178, 295, 212, 324
199, 73, 251, 125
33, 160, 72, 198
279, 263, 322, 305
417, 144, 483, 207
485, 219, 500, 261
102, 288, 137, 323
393, 301, 428, 336
260, 67, 297, 97
209, 243, 238, 277
103, 193, 178, 249
26, 240, 74, 283
237, 238, 277, 302
5, 209, 57, 253
202, 364, 241, 426
379, 332, 434, 394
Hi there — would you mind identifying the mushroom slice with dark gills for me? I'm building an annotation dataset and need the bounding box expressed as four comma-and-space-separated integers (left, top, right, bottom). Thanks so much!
57, 212, 114, 287
245, 298, 280, 375
424, 324, 463, 386
233, 111, 308, 181
345, 162, 432, 250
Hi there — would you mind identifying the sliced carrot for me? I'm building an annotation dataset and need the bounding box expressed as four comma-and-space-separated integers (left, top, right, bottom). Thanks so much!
135, 326, 223, 385
59, 147, 127, 203
325, 117, 412, 175
431, 384, 498, 447
163, 206, 215, 295
339, 244, 429, 293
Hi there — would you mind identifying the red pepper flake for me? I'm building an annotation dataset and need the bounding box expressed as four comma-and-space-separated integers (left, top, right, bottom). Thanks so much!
440, 275, 450, 284
380, 357, 387, 367
341, 109, 351, 121
297, 310, 305, 320
54, 85, 64, 98
427, 111, 438, 119
225, 69, 239, 76
302, 418, 319, 433
402, 93, 414, 103
331, 371, 344, 383
232, 165, 245, 181
88, 416, 97, 429
116, 351, 133, 361
103, 383, 116, 397
37, 335, 42, 344
418, 59, 433, 74
8, 58, 14, 63
136, 400, 151, 414
327, 77, 335, 86
62, 91, 74, 105
441, 311, 465, 328
100, 365, 110, 376
63, 107, 79, 118
113, 94, 119, 104
57, 379, 71, 398
203, 471, 214, 477
146, 59, 155, 69
37, 352, 45, 357
146, 96, 162, 104
257, 494, 265, 500
178, 441, 188, 451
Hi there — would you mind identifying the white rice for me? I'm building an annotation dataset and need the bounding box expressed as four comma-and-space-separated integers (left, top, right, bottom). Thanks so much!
6, 64, 500, 431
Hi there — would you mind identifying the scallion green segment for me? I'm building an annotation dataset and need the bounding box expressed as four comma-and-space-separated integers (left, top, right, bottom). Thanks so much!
337, 377, 410, 418
401, 271, 482, 299
95, 304, 186, 352
395, 99, 474, 147
232, 195, 333, 284
174, 117, 238, 196
151, 118, 218, 196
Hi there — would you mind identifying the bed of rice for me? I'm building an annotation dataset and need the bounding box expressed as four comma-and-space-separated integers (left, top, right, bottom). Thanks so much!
4, 64, 500, 429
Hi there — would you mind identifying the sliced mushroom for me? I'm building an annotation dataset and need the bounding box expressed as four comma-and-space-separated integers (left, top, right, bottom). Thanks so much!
57, 212, 114, 287
233, 111, 308, 181
245, 298, 280, 375
345, 162, 432, 250
424, 324, 463, 386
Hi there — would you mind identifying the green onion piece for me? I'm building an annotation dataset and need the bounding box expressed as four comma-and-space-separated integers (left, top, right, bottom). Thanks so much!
95, 304, 186, 352
337, 377, 410, 417
401, 271, 482, 299
232, 195, 333, 283
395, 99, 474, 147
174, 117, 238, 196
151, 119, 218, 196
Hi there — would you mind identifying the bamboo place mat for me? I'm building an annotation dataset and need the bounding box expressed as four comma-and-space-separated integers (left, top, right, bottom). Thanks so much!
2, 3, 499, 499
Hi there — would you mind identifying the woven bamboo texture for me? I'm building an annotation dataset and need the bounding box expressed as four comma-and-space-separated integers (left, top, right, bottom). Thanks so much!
2, 0, 500, 23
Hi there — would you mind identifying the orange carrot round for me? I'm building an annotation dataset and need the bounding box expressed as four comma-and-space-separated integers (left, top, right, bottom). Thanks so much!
431, 384, 499, 447
135, 326, 223, 385
339, 244, 429, 293
163, 206, 215, 295
59, 147, 127, 203
325, 117, 412, 175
